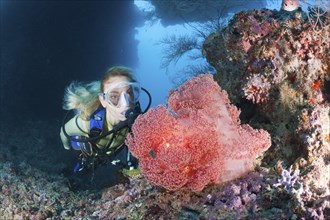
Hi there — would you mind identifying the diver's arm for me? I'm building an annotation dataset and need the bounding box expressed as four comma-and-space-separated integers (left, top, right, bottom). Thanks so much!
60, 115, 89, 150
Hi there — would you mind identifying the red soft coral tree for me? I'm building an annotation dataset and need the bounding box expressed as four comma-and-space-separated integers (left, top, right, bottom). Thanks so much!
126, 74, 271, 191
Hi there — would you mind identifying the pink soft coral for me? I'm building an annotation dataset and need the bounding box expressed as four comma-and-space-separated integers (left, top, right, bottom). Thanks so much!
126, 74, 271, 191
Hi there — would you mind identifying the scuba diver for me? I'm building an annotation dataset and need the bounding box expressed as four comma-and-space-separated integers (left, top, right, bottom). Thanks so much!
60, 66, 151, 174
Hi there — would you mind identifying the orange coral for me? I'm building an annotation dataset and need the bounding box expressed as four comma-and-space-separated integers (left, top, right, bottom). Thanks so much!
311, 80, 321, 91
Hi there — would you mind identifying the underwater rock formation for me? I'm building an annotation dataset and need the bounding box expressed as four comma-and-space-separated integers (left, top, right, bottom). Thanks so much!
126, 74, 271, 191
202, 3, 330, 160
203, 3, 330, 217
148, 0, 266, 26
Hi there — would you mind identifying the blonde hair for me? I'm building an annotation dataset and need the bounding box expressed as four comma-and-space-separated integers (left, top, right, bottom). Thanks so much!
63, 66, 136, 120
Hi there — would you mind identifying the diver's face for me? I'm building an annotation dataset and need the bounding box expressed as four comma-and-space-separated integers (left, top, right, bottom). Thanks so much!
103, 76, 132, 106
99, 76, 132, 125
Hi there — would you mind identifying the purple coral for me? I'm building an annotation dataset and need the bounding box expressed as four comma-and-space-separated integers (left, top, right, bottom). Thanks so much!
205, 172, 264, 215
273, 166, 301, 192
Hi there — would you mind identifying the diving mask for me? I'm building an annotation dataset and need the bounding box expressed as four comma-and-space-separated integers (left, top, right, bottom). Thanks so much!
101, 82, 140, 108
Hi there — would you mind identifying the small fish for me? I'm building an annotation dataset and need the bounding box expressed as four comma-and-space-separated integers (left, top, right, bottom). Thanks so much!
111, 159, 121, 165
121, 168, 141, 178
149, 149, 156, 159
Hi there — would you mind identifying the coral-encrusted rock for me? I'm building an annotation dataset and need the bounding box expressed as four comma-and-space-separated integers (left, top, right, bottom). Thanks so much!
126, 74, 271, 191
203, 6, 329, 163
296, 105, 330, 193
203, 5, 330, 217
203, 8, 329, 108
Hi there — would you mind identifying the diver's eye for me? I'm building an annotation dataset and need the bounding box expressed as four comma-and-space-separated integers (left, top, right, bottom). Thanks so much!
109, 93, 120, 105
